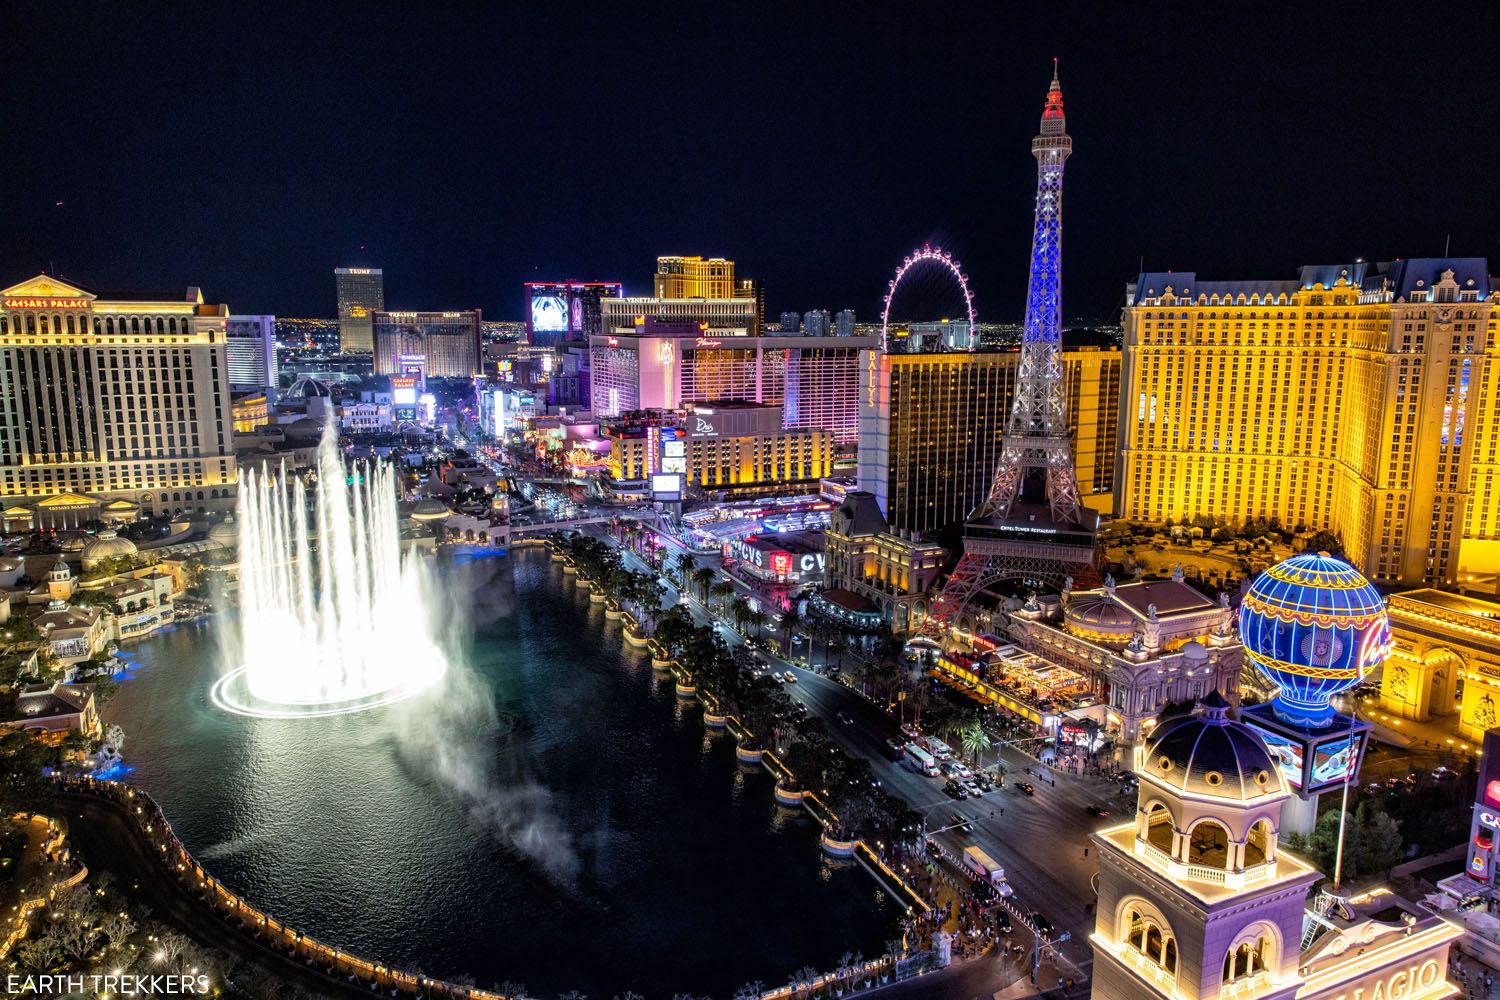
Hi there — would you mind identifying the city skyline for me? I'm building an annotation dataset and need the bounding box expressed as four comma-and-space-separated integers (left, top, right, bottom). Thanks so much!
4, 3, 1498, 323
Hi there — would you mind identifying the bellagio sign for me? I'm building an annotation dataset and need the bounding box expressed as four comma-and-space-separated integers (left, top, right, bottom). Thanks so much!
1315, 958, 1443, 1000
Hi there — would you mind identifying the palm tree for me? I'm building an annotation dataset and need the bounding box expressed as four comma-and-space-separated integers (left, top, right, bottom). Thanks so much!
710, 580, 734, 610
778, 603, 802, 654
692, 566, 714, 602
959, 722, 992, 767
674, 554, 696, 588
747, 608, 769, 641
729, 596, 752, 634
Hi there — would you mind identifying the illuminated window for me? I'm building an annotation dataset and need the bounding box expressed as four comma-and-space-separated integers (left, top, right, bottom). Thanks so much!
1223, 937, 1269, 983
1125, 909, 1178, 975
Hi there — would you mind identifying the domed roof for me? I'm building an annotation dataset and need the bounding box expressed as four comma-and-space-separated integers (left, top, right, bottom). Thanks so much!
411, 498, 451, 521
286, 376, 332, 399
284, 416, 328, 443
1181, 638, 1209, 662
1141, 692, 1285, 802
1064, 593, 1135, 644
1239, 552, 1390, 728
207, 518, 238, 548
81, 529, 138, 569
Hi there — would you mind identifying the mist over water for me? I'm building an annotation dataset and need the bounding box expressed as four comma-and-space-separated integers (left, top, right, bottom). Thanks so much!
110, 541, 896, 997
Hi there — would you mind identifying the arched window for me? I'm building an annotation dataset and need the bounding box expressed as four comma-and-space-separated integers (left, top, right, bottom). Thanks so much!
1125, 908, 1178, 974
1245, 819, 1274, 866
1223, 937, 1269, 982
1144, 802, 1174, 854
1188, 820, 1230, 869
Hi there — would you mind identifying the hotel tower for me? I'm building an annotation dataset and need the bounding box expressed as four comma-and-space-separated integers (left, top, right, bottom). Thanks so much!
0, 274, 237, 527
1120, 259, 1499, 590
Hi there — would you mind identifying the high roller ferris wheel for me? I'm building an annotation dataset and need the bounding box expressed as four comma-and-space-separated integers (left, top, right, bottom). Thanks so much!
880, 243, 976, 352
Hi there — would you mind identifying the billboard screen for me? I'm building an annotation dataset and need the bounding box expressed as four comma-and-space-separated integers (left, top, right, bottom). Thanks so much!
392, 386, 418, 406
1308, 735, 1361, 788
530, 295, 569, 333
1249, 725, 1306, 790
650, 473, 683, 502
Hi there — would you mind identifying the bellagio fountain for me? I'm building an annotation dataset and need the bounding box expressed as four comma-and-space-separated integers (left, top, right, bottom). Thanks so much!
211, 424, 450, 718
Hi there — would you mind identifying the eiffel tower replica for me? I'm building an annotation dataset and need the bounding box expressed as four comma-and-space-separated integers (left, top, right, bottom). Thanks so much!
927, 63, 1100, 630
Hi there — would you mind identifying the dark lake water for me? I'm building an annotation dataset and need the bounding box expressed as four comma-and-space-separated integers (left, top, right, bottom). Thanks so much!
103, 548, 900, 999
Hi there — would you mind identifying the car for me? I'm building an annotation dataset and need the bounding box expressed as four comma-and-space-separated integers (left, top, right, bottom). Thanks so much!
943, 781, 968, 800
1017, 782, 1036, 796
994, 909, 1013, 933
949, 812, 975, 834
884, 737, 909, 761
940, 760, 972, 780
1030, 912, 1054, 937
836, 711, 855, 727
1086, 805, 1112, 817
961, 778, 985, 798
1432, 766, 1457, 782
783, 671, 797, 683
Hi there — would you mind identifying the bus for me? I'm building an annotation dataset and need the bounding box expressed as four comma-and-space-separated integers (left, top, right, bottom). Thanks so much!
906, 743, 940, 777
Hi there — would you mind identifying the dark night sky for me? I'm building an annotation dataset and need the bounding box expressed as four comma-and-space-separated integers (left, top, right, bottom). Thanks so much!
3, 2, 1497, 323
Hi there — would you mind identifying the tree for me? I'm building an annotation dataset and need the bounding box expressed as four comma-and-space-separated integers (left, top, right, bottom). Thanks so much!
778, 603, 802, 653
673, 554, 696, 589
692, 566, 714, 601
0, 729, 57, 815
747, 608, 768, 641
1287, 802, 1403, 883
711, 580, 735, 610
72, 591, 124, 616
959, 722, 992, 766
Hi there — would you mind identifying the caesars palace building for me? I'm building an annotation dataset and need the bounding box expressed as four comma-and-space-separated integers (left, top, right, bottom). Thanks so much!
0, 275, 237, 530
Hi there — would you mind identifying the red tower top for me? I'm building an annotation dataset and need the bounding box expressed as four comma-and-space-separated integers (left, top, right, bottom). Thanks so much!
1042, 58, 1065, 121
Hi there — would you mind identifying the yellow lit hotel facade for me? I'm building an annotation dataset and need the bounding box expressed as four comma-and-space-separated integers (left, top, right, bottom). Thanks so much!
1120, 258, 1500, 591
0, 275, 237, 526
1378, 587, 1500, 743
654, 256, 738, 299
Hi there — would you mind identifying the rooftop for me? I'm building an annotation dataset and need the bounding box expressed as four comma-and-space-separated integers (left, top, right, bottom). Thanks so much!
1389, 587, 1500, 625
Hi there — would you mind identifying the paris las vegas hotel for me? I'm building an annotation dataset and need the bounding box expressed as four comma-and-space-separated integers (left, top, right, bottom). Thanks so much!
0, 274, 236, 529
1119, 258, 1499, 592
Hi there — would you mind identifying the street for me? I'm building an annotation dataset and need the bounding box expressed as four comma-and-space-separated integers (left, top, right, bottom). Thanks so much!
588, 519, 1101, 987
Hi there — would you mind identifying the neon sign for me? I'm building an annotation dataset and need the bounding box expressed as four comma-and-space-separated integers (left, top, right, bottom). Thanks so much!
4, 297, 90, 309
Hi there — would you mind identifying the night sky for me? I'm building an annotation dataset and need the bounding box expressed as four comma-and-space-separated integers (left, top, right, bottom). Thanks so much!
4, 3, 1497, 323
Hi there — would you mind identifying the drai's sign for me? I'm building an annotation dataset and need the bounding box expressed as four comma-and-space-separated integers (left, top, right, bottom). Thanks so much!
693, 416, 717, 437
1318, 958, 1442, 1000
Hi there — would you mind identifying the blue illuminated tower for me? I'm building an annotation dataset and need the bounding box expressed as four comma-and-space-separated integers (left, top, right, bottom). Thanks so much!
928, 64, 1098, 629
982, 59, 1083, 526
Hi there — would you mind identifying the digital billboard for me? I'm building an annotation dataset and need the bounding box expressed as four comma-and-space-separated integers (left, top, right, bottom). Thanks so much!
1308, 735, 1361, 788
531, 295, 569, 333
650, 473, 683, 503
1252, 725, 1306, 789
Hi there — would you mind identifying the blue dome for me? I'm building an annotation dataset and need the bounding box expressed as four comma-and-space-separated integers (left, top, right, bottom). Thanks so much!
1239, 552, 1390, 728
